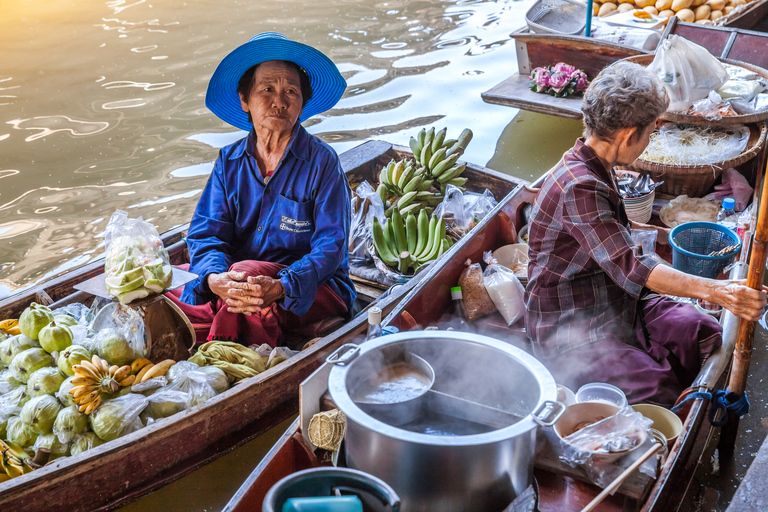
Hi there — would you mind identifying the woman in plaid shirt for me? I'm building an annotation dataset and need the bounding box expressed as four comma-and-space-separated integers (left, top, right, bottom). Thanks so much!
525, 62, 766, 407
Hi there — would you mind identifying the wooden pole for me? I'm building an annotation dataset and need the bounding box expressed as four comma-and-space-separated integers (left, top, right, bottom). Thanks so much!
729, 156, 768, 397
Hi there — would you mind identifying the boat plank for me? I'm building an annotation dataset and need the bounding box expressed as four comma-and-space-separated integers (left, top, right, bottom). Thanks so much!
481, 73, 584, 119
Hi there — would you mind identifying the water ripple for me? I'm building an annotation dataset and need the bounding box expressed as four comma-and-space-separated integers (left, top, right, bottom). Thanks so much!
7, 116, 110, 141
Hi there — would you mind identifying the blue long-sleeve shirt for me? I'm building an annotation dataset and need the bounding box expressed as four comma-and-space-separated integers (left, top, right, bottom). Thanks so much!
181, 123, 356, 318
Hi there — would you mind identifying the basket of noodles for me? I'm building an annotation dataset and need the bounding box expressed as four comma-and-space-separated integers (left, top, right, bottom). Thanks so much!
632, 122, 766, 198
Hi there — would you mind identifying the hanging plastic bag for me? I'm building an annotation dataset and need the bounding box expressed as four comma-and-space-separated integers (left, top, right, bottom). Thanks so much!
457, 260, 497, 321
482, 252, 526, 326
349, 181, 386, 266
434, 186, 497, 239
88, 393, 149, 442
90, 302, 147, 358
104, 210, 173, 305
648, 35, 730, 113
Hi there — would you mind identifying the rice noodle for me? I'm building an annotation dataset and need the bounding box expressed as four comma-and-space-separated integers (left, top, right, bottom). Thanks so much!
639, 123, 749, 167
659, 195, 718, 227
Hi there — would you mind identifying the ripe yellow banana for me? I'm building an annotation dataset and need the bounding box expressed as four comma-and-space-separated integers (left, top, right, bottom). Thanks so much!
118, 374, 137, 387
73, 364, 100, 381
131, 358, 153, 374
0, 319, 21, 336
112, 365, 132, 382
139, 359, 176, 382
135, 363, 154, 383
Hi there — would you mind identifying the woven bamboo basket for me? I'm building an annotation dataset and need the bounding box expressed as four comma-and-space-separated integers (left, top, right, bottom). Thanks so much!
632, 123, 767, 198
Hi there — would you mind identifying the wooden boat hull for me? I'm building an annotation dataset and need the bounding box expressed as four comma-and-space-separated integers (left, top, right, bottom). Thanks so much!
0, 140, 525, 511
221, 154, 763, 511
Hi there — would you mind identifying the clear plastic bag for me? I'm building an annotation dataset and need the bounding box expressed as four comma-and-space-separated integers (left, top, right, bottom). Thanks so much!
88, 393, 149, 442
166, 362, 218, 407
630, 229, 658, 258
349, 181, 386, 266
434, 186, 497, 239
648, 35, 730, 113
144, 388, 189, 422
104, 210, 173, 305
482, 252, 526, 326
559, 406, 658, 488
90, 302, 147, 359
458, 260, 497, 321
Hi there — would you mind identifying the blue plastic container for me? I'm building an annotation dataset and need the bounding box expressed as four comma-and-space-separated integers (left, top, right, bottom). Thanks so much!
669, 221, 741, 278
282, 497, 363, 512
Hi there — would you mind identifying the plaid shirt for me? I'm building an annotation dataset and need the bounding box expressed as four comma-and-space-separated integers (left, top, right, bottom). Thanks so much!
525, 139, 659, 358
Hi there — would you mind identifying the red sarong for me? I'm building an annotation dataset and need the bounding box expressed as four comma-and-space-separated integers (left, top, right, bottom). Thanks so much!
166, 261, 348, 348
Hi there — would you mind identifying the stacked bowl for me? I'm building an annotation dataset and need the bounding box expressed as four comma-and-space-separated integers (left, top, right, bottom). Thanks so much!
618, 171, 655, 224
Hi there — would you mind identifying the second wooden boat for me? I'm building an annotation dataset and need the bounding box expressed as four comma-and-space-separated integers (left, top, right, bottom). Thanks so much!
0, 140, 526, 511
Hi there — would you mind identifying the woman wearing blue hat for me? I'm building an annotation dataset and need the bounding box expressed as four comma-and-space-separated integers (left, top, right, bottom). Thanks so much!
167, 33, 356, 347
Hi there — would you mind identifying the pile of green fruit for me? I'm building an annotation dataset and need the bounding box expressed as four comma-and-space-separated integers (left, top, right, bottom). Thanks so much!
410, 127, 472, 189
372, 209, 453, 274
0, 302, 230, 478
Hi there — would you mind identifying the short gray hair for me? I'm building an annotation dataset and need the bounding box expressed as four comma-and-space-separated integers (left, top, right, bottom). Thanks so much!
581, 61, 669, 140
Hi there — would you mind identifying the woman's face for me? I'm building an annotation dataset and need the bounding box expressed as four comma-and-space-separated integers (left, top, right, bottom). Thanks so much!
239, 60, 303, 136
617, 122, 656, 166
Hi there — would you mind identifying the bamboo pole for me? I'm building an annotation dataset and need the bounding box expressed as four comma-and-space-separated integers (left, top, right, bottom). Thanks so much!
728, 155, 768, 397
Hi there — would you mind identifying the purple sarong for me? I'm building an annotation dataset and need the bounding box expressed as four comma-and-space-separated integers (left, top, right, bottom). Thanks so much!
544, 295, 722, 407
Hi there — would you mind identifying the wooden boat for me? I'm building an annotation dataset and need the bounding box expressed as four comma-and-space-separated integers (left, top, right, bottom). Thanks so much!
222, 147, 767, 512
0, 140, 527, 512
482, 19, 768, 120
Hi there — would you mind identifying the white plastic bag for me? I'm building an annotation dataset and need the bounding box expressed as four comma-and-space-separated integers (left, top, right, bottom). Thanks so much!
88, 393, 149, 442
349, 181, 386, 266
104, 210, 173, 304
482, 252, 526, 326
648, 35, 729, 113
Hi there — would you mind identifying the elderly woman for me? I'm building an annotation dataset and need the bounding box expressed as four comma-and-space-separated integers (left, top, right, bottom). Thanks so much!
525, 61, 766, 407
169, 33, 355, 347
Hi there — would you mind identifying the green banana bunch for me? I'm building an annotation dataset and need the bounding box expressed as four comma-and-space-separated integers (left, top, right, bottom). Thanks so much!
372, 210, 454, 274
409, 128, 473, 185
378, 159, 433, 201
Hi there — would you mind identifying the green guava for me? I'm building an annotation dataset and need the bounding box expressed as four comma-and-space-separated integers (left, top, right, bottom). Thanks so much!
10, 347, 55, 383
39, 322, 74, 354
1, 334, 39, 367
53, 315, 78, 328
53, 405, 88, 444
56, 376, 77, 408
19, 303, 54, 340
26, 367, 66, 397
20, 394, 62, 434
69, 432, 103, 456
97, 333, 134, 367
6, 416, 39, 448
34, 432, 70, 459
57, 345, 93, 377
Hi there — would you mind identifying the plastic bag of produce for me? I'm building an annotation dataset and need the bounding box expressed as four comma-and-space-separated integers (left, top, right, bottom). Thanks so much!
648, 35, 729, 113
0, 385, 30, 421
166, 361, 219, 407
7, 415, 38, 447
104, 210, 172, 304
349, 181, 386, 266
89, 393, 149, 442
70, 432, 104, 456
457, 260, 497, 321
482, 252, 526, 326
93, 328, 136, 367
434, 186, 496, 239
53, 405, 89, 444
34, 432, 70, 459
89, 301, 147, 358
266, 346, 298, 370
144, 388, 188, 421
20, 394, 62, 434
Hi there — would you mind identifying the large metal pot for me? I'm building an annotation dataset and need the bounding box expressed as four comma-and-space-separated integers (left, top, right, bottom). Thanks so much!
328, 331, 563, 512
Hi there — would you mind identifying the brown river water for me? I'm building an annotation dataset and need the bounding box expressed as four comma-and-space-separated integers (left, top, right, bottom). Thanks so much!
1, 0, 584, 508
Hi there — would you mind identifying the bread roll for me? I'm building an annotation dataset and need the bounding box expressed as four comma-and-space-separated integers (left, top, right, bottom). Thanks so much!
695, 4, 711, 17
692, 0, 708, 6
707, 0, 725, 10
598, 2, 618, 14
672, 0, 693, 11
644, 5, 660, 13
677, 7, 696, 19
659, 8, 676, 15
723, 5, 735, 13
617, 2, 635, 10
656, 0, 674, 9
710, 9, 723, 18
636, 0, 657, 6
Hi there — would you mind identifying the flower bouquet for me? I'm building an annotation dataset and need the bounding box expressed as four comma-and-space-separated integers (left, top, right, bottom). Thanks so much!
529, 63, 589, 98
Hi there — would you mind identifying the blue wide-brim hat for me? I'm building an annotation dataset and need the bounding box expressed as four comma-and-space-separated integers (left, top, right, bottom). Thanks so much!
206, 32, 346, 131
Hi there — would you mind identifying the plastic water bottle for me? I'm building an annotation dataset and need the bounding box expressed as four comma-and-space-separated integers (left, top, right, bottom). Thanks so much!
447, 286, 472, 332
716, 197, 738, 233
364, 307, 382, 341
737, 203, 752, 243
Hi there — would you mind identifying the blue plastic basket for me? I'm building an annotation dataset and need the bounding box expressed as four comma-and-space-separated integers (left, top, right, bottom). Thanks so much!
669, 222, 741, 278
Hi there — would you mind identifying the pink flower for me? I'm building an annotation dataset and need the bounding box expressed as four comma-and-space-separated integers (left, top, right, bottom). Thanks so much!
575, 72, 589, 91
553, 62, 576, 75
548, 71, 570, 93
530, 67, 550, 89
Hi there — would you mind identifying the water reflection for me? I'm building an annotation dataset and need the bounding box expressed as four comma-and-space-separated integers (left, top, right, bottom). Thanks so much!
0, 0, 578, 301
